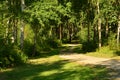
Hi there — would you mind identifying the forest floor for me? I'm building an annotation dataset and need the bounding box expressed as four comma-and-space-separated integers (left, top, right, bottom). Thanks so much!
60, 44, 120, 80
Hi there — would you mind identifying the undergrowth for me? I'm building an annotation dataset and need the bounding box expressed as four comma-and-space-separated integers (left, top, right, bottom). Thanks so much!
86, 46, 119, 58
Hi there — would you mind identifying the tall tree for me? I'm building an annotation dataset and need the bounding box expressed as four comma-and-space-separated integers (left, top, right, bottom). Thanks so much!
20, 0, 25, 49
97, 0, 102, 49
117, 15, 120, 49
116, 0, 120, 49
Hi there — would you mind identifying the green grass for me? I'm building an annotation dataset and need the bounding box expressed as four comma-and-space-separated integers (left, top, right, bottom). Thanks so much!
0, 55, 109, 80
86, 52, 114, 58
86, 46, 119, 58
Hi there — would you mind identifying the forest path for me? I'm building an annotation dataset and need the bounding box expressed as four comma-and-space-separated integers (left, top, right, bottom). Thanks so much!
59, 44, 120, 80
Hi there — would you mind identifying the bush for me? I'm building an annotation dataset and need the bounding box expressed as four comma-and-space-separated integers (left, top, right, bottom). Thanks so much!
97, 46, 115, 54
23, 37, 62, 57
23, 40, 34, 56
95, 46, 117, 57
0, 45, 28, 68
82, 41, 97, 52
86, 46, 117, 58
46, 39, 62, 48
108, 33, 117, 50
77, 28, 88, 43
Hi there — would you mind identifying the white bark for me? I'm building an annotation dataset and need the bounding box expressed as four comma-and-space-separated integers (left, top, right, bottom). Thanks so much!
20, 0, 25, 49
117, 15, 120, 49
97, 0, 102, 49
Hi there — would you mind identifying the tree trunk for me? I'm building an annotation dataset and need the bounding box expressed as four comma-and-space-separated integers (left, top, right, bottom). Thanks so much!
20, 0, 25, 50
33, 28, 37, 56
55, 27, 58, 39
93, 24, 97, 44
7, 18, 12, 44
20, 20, 24, 49
117, 15, 120, 49
69, 23, 72, 43
15, 19, 18, 44
88, 22, 90, 42
97, 0, 102, 49
105, 18, 109, 38
13, 18, 18, 44
59, 24, 62, 40
67, 23, 70, 41
98, 17, 102, 49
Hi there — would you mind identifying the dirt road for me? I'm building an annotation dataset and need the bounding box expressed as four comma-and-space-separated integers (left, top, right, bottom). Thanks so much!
60, 44, 120, 80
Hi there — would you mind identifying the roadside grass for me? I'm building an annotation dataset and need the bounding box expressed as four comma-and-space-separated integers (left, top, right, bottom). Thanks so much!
86, 46, 120, 58
61, 44, 119, 58
86, 51, 116, 58
0, 55, 109, 80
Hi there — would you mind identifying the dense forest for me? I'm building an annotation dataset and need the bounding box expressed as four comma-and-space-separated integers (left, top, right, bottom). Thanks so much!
0, 0, 120, 67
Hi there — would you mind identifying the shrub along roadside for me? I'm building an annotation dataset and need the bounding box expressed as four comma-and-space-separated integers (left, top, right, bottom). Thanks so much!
0, 45, 28, 68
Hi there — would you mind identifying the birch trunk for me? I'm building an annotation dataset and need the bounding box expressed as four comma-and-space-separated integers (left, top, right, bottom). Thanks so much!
97, 0, 102, 49
117, 15, 120, 49
20, 0, 25, 49
105, 18, 109, 38
59, 24, 62, 40
93, 24, 97, 44
88, 22, 90, 42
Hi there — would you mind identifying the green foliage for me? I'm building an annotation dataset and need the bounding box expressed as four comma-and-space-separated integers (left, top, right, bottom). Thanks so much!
46, 38, 62, 48
0, 26, 6, 46
23, 24, 35, 56
37, 37, 62, 52
23, 33, 62, 57
77, 27, 96, 52
23, 40, 34, 57
25, 1, 60, 26
86, 46, 117, 58
108, 33, 117, 50
0, 45, 28, 68
77, 28, 88, 43
82, 41, 97, 52
97, 46, 115, 55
